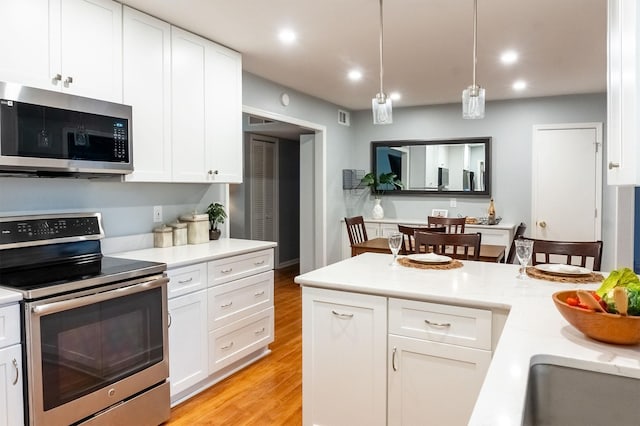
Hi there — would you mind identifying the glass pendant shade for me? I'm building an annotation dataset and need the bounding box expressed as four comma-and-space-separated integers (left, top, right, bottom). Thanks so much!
462, 85, 485, 119
372, 93, 393, 124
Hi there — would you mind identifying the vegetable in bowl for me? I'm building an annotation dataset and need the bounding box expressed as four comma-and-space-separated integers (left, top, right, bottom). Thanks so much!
595, 267, 640, 316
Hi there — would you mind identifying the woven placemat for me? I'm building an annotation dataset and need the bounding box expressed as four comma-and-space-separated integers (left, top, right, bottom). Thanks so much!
525, 266, 604, 283
398, 257, 463, 270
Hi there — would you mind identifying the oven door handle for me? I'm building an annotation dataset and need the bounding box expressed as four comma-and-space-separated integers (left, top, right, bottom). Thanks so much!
31, 276, 169, 316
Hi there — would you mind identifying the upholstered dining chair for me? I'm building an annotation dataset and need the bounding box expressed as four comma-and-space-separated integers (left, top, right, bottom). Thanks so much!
397, 224, 446, 255
414, 231, 482, 261
427, 216, 466, 233
344, 216, 368, 253
518, 237, 603, 271
504, 222, 527, 264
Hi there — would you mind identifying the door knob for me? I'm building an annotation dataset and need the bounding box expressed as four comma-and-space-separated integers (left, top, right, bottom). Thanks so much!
538, 221, 547, 228
609, 162, 620, 169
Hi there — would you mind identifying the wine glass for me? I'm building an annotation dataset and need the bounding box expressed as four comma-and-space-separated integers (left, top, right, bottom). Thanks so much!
515, 238, 534, 279
388, 233, 403, 266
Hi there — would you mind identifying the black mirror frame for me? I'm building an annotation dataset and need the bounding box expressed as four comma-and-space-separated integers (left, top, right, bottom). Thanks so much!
370, 137, 492, 197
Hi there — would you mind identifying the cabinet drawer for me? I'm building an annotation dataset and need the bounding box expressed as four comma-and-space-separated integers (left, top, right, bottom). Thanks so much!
0, 304, 20, 349
208, 249, 273, 286
208, 307, 274, 374
389, 298, 491, 350
208, 271, 273, 330
167, 263, 207, 299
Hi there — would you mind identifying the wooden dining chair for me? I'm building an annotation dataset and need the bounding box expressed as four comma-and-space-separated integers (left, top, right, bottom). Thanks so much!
504, 222, 527, 264
519, 237, 603, 271
344, 216, 368, 250
414, 231, 482, 261
427, 216, 466, 233
397, 224, 446, 255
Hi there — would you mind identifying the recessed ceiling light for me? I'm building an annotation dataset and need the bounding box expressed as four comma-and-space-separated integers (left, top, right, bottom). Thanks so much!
500, 50, 518, 65
278, 29, 296, 44
348, 70, 362, 81
390, 92, 401, 101
512, 80, 527, 91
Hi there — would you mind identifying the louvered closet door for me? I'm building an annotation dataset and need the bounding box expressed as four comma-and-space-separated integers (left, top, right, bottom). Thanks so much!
250, 136, 276, 242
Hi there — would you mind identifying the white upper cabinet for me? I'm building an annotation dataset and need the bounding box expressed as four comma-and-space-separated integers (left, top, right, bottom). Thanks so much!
607, 0, 640, 185
0, 0, 122, 103
171, 27, 243, 183
122, 7, 172, 182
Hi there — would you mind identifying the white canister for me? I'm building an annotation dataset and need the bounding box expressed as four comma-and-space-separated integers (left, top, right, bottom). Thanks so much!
170, 221, 188, 246
179, 213, 209, 244
153, 225, 173, 248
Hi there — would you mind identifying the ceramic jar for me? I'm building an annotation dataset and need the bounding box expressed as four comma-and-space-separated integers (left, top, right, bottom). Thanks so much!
170, 221, 187, 246
153, 225, 173, 248
179, 213, 209, 244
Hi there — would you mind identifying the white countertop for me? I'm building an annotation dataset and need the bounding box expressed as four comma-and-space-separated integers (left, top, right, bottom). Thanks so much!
294, 253, 640, 426
0, 287, 22, 305
111, 238, 277, 269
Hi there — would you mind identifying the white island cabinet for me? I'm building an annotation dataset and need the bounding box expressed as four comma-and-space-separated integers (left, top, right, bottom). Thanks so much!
0, 303, 23, 426
295, 253, 640, 426
0, 0, 122, 103
302, 287, 387, 426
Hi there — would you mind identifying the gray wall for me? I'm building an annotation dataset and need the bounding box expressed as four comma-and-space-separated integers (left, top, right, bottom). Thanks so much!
347, 93, 614, 268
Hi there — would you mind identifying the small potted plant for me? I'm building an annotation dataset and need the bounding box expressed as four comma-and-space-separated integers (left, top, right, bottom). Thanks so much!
206, 202, 227, 240
361, 172, 403, 219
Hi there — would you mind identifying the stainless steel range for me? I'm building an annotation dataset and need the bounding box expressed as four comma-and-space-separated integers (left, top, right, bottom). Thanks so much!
0, 213, 170, 426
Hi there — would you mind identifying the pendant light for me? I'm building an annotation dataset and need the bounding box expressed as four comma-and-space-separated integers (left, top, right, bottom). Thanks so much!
462, 0, 485, 119
372, 0, 392, 124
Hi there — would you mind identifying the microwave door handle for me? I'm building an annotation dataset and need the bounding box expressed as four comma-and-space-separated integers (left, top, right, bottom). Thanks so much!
31, 276, 169, 316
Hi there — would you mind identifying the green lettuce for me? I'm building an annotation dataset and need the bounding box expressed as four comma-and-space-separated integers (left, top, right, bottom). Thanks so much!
597, 268, 640, 315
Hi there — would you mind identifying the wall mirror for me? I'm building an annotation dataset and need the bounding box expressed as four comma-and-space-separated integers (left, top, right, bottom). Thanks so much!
371, 137, 491, 197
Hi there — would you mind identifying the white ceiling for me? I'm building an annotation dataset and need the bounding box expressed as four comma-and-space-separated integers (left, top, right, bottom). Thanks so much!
120, 0, 607, 111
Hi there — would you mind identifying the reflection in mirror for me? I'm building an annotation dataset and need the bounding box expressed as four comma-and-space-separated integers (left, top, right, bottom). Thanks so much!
372, 137, 491, 196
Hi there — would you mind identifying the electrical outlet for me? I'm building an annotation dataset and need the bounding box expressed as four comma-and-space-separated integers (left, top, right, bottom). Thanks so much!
450, 198, 457, 208
153, 206, 163, 223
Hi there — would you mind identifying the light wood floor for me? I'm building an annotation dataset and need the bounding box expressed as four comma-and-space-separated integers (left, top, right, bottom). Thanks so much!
166, 264, 302, 425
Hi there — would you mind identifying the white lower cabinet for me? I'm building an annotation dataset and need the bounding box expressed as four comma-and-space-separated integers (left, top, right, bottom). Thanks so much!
166, 248, 274, 405
0, 303, 22, 426
387, 335, 491, 426
302, 287, 387, 426
168, 289, 208, 397
302, 288, 493, 426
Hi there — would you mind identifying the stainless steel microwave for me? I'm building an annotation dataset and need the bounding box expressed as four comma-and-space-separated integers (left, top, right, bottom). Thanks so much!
0, 81, 132, 177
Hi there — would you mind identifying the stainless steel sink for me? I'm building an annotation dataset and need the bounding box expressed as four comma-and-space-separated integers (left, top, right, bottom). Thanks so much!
522, 361, 640, 426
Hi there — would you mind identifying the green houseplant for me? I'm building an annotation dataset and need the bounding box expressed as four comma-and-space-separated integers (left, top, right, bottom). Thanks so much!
361, 172, 404, 196
360, 172, 403, 219
206, 202, 227, 240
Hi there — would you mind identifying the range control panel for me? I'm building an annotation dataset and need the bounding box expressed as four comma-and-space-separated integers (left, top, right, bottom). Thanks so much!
0, 213, 104, 247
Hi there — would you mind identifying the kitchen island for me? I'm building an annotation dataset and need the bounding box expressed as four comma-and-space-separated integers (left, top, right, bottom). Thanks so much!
295, 253, 640, 426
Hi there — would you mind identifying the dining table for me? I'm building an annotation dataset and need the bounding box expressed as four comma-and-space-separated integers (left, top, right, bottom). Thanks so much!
350, 237, 507, 263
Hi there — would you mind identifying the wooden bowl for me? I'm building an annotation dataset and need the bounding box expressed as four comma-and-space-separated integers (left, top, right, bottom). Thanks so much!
553, 290, 640, 345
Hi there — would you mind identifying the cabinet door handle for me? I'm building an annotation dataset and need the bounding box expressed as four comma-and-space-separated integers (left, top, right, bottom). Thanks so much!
208, 170, 220, 175
12, 359, 19, 385
254, 327, 266, 335
64, 76, 73, 85
609, 161, 620, 170
254, 260, 265, 266
221, 341, 234, 350
53, 73, 62, 82
392, 347, 397, 372
168, 312, 172, 328
178, 277, 193, 284
332, 310, 354, 319
424, 319, 451, 328
220, 301, 233, 308
220, 268, 233, 274
254, 290, 265, 297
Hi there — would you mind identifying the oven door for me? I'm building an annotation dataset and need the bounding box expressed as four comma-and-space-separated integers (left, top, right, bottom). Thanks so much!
24, 275, 169, 426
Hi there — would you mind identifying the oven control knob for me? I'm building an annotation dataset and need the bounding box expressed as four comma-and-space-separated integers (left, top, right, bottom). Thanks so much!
108, 388, 116, 398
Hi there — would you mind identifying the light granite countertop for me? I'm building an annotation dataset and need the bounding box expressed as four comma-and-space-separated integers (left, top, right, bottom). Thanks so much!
294, 252, 640, 426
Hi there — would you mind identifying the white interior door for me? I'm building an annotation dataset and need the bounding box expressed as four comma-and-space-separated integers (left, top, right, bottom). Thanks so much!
532, 123, 602, 241
249, 135, 277, 243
